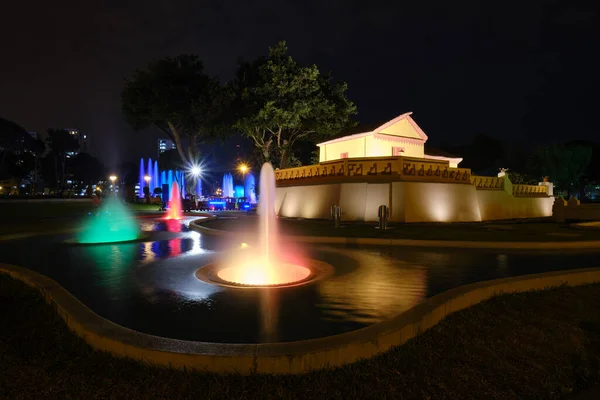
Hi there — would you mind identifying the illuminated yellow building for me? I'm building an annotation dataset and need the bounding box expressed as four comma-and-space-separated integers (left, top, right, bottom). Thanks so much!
318, 112, 462, 168
274, 111, 555, 223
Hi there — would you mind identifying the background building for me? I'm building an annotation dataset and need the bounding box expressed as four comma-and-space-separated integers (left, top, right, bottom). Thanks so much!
158, 139, 176, 157
64, 128, 89, 157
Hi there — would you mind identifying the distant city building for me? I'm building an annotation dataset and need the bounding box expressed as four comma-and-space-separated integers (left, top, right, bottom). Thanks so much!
158, 139, 176, 157
64, 129, 89, 158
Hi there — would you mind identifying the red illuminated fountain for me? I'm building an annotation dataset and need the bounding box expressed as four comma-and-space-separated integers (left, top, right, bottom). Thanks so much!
196, 163, 333, 288
165, 181, 182, 220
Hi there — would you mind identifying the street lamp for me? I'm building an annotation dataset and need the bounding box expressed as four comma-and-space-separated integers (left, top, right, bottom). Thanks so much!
238, 163, 249, 175
190, 166, 201, 177
144, 175, 151, 185
109, 175, 117, 195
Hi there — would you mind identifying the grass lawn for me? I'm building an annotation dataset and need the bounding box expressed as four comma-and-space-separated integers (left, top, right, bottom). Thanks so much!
202, 213, 600, 242
1, 274, 599, 399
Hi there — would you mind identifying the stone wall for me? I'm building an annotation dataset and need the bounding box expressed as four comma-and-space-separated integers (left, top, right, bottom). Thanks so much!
274, 157, 553, 223
553, 197, 600, 222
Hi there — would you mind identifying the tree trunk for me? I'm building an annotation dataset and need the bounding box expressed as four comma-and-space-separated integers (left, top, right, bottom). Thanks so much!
279, 148, 288, 169
60, 156, 66, 190
53, 155, 59, 190
167, 122, 190, 165
262, 138, 273, 165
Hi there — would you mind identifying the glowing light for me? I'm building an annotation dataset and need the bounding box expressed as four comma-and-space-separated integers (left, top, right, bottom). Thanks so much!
109, 175, 117, 183
209, 163, 312, 287
238, 163, 249, 174
190, 165, 201, 176
217, 261, 310, 286
188, 231, 205, 255
144, 175, 151, 183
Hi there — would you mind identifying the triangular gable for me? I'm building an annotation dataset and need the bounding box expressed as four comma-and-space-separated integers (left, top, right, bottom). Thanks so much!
317, 111, 428, 146
373, 112, 428, 142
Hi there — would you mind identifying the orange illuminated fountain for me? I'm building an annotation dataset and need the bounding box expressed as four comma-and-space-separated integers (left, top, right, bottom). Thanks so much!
196, 163, 331, 288
165, 181, 182, 220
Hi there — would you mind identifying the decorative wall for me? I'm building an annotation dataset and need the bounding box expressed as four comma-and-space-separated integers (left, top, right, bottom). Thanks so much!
274, 156, 554, 223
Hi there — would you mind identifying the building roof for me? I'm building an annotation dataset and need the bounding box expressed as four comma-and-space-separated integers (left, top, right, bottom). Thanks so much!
318, 112, 428, 146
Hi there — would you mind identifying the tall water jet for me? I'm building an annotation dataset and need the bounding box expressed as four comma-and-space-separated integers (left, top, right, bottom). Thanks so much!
77, 197, 140, 243
244, 173, 257, 204
257, 163, 278, 266
166, 181, 182, 220
138, 158, 145, 198
195, 178, 202, 197
160, 171, 166, 191
147, 158, 154, 192
222, 173, 234, 198
197, 163, 323, 288
167, 170, 173, 192
153, 161, 159, 190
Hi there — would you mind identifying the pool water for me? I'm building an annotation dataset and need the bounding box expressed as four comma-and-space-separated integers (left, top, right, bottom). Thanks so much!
1, 216, 598, 343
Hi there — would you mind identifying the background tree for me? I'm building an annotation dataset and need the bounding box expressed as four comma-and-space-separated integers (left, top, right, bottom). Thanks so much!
158, 149, 182, 172
0, 117, 34, 178
3, 151, 34, 182
46, 129, 79, 189
69, 153, 105, 185
533, 143, 592, 197
122, 55, 230, 166
31, 138, 46, 188
231, 41, 356, 168
441, 133, 504, 175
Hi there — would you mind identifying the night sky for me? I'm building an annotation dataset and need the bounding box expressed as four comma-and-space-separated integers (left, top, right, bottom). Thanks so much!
1, 0, 598, 167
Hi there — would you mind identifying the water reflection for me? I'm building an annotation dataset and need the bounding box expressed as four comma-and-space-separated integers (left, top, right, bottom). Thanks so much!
79, 244, 137, 300
260, 290, 279, 343
317, 249, 427, 324
138, 218, 190, 233
138, 235, 204, 264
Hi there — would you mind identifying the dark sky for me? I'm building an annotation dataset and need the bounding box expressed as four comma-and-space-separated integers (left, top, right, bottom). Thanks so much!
1, 0, 598, 167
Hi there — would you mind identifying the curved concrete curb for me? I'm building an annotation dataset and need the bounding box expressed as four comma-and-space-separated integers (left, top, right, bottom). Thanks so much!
571, 221, 600, 231
2, 263, 600, 375
189, 219, 600, 250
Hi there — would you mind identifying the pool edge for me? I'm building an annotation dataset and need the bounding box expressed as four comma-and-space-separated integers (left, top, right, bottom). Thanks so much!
1, 262, 600, 375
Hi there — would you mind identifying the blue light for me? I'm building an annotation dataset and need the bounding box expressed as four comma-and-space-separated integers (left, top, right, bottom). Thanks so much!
208, 201, 226, 205
243, 204, 250, 209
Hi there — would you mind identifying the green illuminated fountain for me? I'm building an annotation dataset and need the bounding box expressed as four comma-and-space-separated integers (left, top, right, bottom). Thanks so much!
77, 197, 141, 244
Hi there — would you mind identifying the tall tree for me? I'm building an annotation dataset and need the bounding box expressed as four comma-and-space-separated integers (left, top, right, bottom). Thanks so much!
231, 41, 356, 169
122, 55, 230, 166
0, 117, 34, 178
442, 133, 504, 175
158, 149, 182, 172
46, 129, 79, 189
69, 153, 104, 185
534, 143, 592, 197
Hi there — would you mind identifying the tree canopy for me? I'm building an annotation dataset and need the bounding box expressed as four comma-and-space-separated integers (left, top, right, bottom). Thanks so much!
121, 55, 230, 166
46, 129, 79, 188
0, 117, 33, 153
534, 143, 592, 196
231, 41, 356, 168
69, 152, 104, 184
